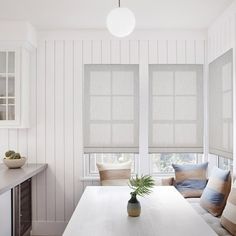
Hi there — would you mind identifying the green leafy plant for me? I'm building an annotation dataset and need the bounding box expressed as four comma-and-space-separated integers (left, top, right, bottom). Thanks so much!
4, 150, 22, 160
129, 175, 155, 198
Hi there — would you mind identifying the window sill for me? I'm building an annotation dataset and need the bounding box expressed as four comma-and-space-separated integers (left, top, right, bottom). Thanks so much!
81, 174, 175, 182
80, 177, 100, 182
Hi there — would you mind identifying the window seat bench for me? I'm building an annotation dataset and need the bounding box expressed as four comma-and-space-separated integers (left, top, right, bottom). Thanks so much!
187, 198, 232, 236
156, 178, 232, 236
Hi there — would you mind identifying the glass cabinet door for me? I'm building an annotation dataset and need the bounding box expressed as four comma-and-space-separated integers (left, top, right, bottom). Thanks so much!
0, 51, 15, 121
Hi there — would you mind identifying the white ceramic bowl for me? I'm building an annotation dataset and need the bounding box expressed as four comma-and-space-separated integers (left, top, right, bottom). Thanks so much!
3, 157, 27, 169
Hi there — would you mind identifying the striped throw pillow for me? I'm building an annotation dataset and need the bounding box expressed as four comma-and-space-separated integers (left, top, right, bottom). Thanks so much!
172, 163, 208, 198
96, 161, 132, 186
200, 167, 231, 217
221, 181, 236, 235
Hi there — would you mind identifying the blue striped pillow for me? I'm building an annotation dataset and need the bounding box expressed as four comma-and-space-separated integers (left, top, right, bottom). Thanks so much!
200, 167, 231, 216
172, 162, 208, 198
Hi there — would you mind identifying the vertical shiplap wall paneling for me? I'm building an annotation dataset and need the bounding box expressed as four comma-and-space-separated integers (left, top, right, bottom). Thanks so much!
8, 129, 18, 151
18, 50, 30, 160
139, 40, 149, 174
83, 40, 92, 65
208, 34, 213, 62
92, 40, 102, 64
101, 40, 111, 64
186, 40, 196, 64
111, 40, 121, 64
148, 40, 158, 64
18, 129, 28, 159
64, 41, 75, 221
208, 13, 235, 62
121, 41, 130, 64
158, 40, 168, 64
54, 40, 65, 221
73, 40, 84, 206
0, 129, 8, 163
82, 40, 93, 189
129, 40, 139, 64
28, 48, 38, 221
196, 40, 205, 64
45, 40, 56, 221
36, 40, 47, 221
177, 40, 186, 64
167, 40, 177, 64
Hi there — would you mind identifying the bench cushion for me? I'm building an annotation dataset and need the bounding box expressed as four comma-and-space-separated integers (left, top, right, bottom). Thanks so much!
200, 167, 231, 216
172, 162, 208, 198
187, 198, 232, 236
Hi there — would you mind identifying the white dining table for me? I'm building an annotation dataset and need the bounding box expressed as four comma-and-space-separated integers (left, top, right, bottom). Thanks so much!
63, 186, 217, 236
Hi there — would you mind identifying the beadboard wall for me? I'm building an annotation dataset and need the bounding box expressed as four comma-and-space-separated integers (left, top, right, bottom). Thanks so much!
208, 1, 236, 63
0, 30, 207, 235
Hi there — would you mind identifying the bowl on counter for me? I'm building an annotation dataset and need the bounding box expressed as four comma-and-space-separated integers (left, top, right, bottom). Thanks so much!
3, 157, 27, 169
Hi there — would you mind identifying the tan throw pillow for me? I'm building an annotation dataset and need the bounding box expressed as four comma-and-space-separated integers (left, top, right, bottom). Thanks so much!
200, 167, 231, 216
221, 181, 236, 235
96, 161, 132, 186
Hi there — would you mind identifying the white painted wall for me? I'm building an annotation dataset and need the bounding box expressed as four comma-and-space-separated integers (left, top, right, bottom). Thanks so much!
0, 29, 206, 235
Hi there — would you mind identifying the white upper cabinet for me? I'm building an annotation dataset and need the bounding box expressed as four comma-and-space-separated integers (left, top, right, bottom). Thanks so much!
0, 21, 36, 128
0, 46, 31, 128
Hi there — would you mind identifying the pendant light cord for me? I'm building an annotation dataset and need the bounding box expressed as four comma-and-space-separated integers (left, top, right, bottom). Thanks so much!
118, 0, 120, 7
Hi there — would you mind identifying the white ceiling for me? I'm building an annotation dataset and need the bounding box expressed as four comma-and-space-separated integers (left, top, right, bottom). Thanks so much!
0, 0, 234, 30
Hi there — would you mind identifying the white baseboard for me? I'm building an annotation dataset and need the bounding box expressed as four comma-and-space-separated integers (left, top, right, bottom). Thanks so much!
32, 221, 67, 236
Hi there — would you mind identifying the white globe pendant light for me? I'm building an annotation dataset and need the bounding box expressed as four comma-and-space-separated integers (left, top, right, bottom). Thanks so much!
106, 0, 136, 38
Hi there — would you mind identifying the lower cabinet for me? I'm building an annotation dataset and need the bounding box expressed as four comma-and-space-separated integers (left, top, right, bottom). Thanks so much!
0, 190, 12, 236
12, 178, 32, 236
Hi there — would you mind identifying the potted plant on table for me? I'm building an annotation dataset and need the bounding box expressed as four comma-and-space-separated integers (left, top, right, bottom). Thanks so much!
128, 175, 155, 217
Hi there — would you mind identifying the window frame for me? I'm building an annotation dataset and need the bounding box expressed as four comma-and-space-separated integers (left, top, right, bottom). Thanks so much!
149, 152, 203, 176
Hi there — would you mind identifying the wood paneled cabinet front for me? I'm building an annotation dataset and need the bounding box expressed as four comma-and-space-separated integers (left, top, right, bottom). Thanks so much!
0, 45, 30, 128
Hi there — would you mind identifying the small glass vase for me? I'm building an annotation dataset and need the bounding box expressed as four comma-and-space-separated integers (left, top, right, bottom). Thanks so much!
127, 194, 141, 217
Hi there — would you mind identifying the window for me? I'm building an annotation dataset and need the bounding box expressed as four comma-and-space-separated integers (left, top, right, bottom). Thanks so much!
84, 153, 139, 177
218, 156, 233, 172
84, 65, 139, 153
209, 49, 233, 159
150, 153, 202, 175
149, 65, 203, 153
